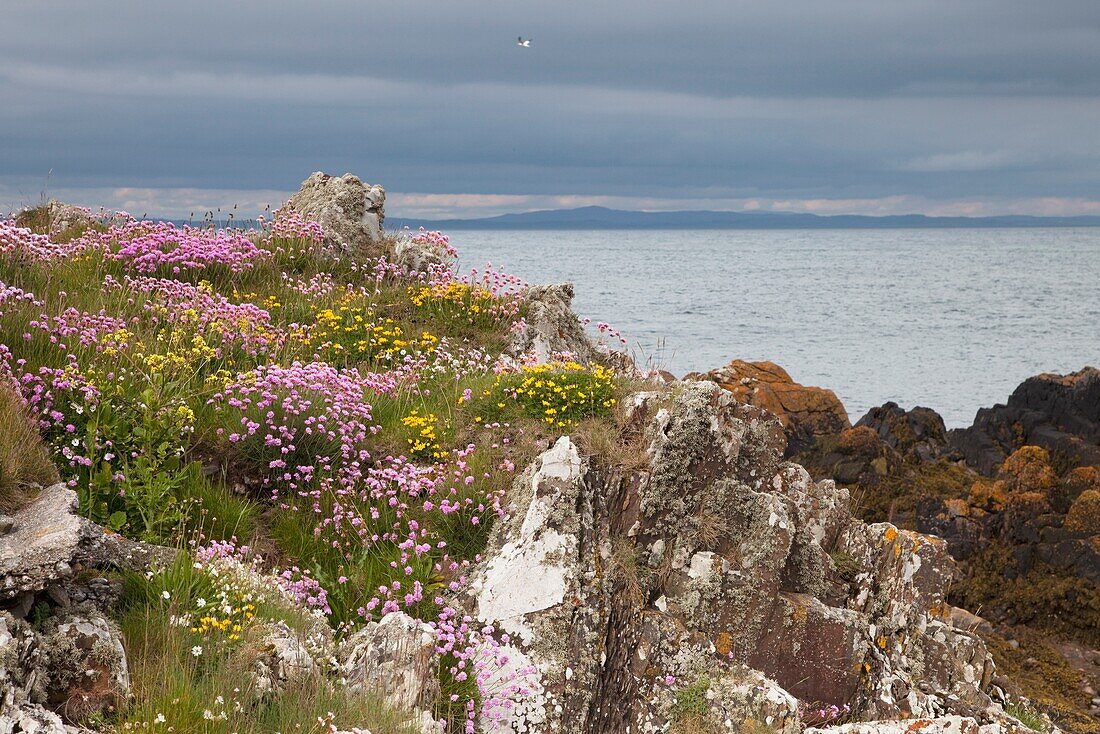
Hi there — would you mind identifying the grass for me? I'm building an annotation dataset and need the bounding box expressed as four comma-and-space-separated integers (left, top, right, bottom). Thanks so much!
1005, 702, 1049, 732
115, 556, 414, 734
670, 676, 715, 734
0, 379, 59, 511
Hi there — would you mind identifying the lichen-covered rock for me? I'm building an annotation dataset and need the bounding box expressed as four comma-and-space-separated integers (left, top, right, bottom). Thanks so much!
0, 484, 89, 600
0, 612, 37, 712
36, 612, 130, 723
689, 360, 851, 454
658, 666, 801, 733
43, 202, 96, 239
286, 172, 387, 257
461, 381, 1003, 732
249, 621, 318, 697
509, 284, 598, 365
805, 715, 1042, 733
0, 703, 72, 734
337, 612, 439, 715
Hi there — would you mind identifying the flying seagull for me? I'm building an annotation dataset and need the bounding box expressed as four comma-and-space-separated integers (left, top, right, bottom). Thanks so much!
517, 36, 531, 48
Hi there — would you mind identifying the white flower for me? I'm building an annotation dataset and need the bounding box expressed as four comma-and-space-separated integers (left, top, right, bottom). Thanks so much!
161, 590, 171, 600
196, 597, 207, 608
155, 713, 166, 724
191, 645, 203, 657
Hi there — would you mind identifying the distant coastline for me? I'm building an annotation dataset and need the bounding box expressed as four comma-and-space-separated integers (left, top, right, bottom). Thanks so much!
390, 205, 1100, 230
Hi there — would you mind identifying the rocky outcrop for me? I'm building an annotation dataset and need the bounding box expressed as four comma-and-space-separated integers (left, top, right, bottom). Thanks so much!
286, 172, 387, 257
950, 367, 1100, 475
249, 621, 319, 697
0, 484, 89, 600
461, 381, 1018, 732
805, 717, 1036, 734
337, 612, 439, 717
689, 360, 851, 454
509, 283, 599, 365
393, 235, 455, 275
857, 402, 952, 462
1, 609, 129, 726
1, 482, 178, 611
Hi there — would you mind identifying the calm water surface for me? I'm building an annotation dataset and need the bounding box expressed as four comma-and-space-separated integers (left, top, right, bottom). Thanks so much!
456, 228, 1100, 427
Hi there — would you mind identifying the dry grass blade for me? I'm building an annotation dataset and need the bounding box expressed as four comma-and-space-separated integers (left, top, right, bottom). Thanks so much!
0, 379, 59, 512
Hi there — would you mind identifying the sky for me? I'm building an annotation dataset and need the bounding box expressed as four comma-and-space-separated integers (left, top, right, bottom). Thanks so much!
3, 0, 1100, 219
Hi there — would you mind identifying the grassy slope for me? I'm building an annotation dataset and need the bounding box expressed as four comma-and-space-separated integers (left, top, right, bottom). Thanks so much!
0, 205, 627, 732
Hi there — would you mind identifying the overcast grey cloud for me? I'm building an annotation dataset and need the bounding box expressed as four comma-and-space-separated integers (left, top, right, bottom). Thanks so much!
3, 0, 1100, 217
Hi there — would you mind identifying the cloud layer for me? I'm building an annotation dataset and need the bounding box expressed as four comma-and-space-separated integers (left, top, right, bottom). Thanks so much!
3, 0, 1099, 217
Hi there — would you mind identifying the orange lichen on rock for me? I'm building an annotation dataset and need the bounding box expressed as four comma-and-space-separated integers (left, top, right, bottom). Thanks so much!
689, 359, 850, 452
1065, 489, 1100, 534
968, 478, 1007, 511
997, 445, 1059, 496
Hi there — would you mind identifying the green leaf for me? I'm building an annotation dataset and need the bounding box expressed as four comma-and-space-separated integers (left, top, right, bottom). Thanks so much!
108, 510, 128, 531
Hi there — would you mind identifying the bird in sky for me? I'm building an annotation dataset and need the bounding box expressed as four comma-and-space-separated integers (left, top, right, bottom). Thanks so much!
517, 36, 532, 48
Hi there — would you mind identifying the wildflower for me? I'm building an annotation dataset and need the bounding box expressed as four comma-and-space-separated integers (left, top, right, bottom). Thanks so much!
191, 645, 203, 657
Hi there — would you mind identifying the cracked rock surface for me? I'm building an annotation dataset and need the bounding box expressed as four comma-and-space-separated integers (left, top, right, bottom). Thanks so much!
461, 381, 1039, 733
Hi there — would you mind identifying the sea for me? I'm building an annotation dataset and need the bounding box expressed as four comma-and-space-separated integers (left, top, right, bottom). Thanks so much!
455, 228, 1100, 428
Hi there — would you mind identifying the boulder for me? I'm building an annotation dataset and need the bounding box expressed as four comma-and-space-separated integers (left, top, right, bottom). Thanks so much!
286, 172, 387, 257
950, 367, 1100, 475
392, 234, 456, 276
508, 283, 599, 365
43, 202, 95, 240
689, 360, 851, 454
0, 482, 176, 610
856, 402, 952, 462
0, 484, 88, 600
337, 612, 439, 716
1, 610, 129, 726
460, 381, 1003, 732
37, 612, 130, 722
249, 621, 318, 697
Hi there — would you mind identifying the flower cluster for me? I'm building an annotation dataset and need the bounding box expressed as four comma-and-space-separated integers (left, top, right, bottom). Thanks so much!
510, 361, 617, 427
212, 361, 387, 503
92, 220, 271, 275
408, 227, 456, 254
401, 409, 446, 460
798, 701, 852, 729
0, 220, 59, 262
296, 298, 439, 367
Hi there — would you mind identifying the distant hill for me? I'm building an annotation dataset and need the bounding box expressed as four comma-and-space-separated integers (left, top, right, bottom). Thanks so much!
389, 205, 1100, 230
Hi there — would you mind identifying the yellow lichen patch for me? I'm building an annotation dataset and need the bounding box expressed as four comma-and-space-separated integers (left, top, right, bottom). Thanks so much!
788, 599, 810, 627
998, 445, 1059, 496
1065, 489, 1100, 534
883, 526, 898, 543
714, 631, 732, 657
928, 604, 951, 619
968, 478, 1007, 511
